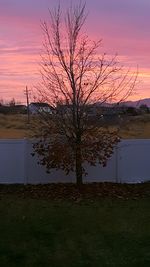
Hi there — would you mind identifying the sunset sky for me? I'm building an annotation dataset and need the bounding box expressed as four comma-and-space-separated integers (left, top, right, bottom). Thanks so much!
0, 0, 150, 104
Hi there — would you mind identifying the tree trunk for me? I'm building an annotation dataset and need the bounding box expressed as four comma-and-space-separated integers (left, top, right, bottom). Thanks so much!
75, 143, 83, 186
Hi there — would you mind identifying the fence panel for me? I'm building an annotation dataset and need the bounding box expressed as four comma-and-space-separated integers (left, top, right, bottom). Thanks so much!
83, 151, 117, 183
118, 140, 150, 183
0, 139, 149, 184
0, 139, 25, 184
26, 141, 117, 184
26, 141, 76, 184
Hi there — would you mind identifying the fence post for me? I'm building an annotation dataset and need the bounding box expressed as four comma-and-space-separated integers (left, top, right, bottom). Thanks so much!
23, 138, 28, 185
115, 144, 119, 183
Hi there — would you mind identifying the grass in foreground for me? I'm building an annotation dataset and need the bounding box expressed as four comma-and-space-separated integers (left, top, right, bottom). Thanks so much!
0, 184, 149, 267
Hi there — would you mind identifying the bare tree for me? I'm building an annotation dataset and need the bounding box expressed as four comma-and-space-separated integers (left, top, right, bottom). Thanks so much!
0, 98, 4, 106
33, 3, 137, 185
8, 97, 16, 107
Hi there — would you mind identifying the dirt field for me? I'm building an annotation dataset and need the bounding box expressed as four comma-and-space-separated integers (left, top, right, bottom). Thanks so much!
0, 114, 31, 139
0, 114, 150, 139
120, 114, 150, 139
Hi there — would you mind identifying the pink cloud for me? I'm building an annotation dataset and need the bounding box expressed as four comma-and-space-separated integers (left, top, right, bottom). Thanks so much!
0, 0, 149, 102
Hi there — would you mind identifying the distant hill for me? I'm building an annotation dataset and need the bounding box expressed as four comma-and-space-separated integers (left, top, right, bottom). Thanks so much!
123, 98, 150, 107
95, 98, 150, 108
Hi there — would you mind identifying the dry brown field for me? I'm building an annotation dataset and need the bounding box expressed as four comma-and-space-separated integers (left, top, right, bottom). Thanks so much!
0, 114, 31, 139
0, 113, 150, 139
119, 114, 150, 139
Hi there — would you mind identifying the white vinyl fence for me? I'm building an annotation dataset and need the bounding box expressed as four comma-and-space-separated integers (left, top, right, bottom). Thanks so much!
0, 139, 150, 184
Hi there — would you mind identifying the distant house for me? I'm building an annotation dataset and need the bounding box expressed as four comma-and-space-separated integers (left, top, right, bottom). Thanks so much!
29, 102, 54, 114
56, 103, 73, 115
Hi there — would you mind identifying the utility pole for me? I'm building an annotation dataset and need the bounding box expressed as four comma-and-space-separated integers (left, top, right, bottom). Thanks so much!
24, 86, 30, 124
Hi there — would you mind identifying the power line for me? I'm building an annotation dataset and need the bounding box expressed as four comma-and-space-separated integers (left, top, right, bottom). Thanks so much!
24, 86, 31, 124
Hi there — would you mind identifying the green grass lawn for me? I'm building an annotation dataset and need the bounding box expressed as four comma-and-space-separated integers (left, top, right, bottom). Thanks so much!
0, 195, 149, 267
